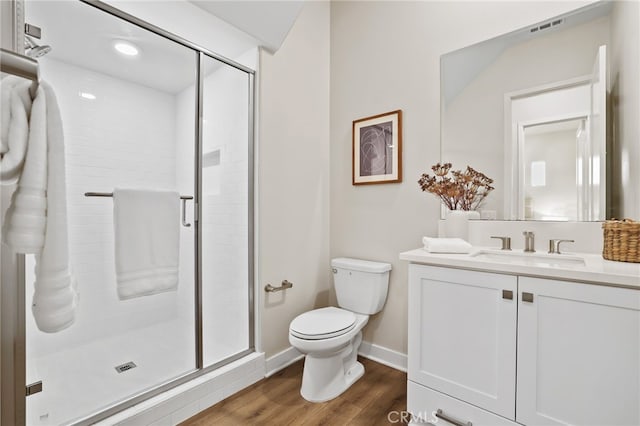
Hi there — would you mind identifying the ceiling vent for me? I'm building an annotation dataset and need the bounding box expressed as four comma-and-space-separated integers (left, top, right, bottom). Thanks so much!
530, 18, 564, 33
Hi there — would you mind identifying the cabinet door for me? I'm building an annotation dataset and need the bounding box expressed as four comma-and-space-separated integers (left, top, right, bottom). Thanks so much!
408, 265, 517, 419
517, 277, 640, 426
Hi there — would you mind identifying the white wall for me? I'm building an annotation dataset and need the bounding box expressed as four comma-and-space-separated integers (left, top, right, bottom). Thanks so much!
26, 58, 182, 358
610, 1, 640, 220
330, 1, 596, 356
258, 1, 330, 358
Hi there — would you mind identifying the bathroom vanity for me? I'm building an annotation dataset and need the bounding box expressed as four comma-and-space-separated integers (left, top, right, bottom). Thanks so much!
400, 248, 640, 426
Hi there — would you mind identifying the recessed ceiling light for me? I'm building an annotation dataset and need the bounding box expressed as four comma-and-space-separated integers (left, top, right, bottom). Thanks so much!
79, 92, 96, 100
113, 41, 139, 57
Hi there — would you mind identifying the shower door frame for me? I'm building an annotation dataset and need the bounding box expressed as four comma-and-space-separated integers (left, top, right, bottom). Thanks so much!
0, 1, 256, 424
1, 2, 28, 425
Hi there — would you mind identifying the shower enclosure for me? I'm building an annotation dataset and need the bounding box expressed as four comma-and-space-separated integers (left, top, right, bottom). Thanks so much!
1, 1, 255, 424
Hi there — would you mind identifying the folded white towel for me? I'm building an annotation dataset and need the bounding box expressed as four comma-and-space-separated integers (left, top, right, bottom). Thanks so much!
422, 237, 472, 254
113, 188, 180, 300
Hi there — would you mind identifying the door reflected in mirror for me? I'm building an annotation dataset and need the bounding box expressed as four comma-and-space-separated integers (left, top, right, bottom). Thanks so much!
522, 119, 584, 221
440, 1, 636, 221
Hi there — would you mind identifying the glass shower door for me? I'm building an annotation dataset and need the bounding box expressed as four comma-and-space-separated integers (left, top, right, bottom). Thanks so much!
24, 2, 198, 424
200, 54, 252, 367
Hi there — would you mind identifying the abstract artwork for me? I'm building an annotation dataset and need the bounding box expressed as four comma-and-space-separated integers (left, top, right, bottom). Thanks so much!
352, 110, 402, 185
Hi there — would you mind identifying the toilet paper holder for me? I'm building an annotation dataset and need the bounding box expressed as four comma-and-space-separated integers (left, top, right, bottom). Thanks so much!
264, 280, 293, 293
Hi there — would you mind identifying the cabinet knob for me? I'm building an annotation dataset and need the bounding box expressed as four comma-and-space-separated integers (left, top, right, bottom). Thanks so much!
502, 290, 513, 300
522, 292, 534, 303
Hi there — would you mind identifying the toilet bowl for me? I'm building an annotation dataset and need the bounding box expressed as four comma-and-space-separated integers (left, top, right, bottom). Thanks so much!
289, 258, 391, 402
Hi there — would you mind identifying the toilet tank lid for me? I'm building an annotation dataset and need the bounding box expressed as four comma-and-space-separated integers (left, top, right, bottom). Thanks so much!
331, 257, 392, 273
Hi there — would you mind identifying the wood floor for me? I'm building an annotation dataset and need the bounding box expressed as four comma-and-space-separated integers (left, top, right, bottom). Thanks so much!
181, 357, 408, 426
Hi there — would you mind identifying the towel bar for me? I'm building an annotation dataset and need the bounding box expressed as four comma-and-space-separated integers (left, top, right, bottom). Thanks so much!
84, 191, 194, 227
84, 191, 193, 200
265, 280, 293, 293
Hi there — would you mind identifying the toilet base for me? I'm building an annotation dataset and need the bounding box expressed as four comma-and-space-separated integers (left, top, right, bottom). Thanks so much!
299, 332, 364, 402
301, 360, 365, 403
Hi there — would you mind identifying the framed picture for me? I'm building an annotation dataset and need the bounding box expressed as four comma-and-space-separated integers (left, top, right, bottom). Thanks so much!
352, 110, 402, 185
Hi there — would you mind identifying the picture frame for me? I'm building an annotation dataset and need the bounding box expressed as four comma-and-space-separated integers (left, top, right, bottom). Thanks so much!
352, 110, 402, 185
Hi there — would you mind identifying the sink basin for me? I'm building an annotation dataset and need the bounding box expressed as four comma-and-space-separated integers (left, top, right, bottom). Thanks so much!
470, 249, 586, 267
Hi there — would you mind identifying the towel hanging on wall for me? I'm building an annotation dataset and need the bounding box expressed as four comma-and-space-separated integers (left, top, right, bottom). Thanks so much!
0, 76, 32, 185
112, 188, 180, 300
2, 79, 78, 333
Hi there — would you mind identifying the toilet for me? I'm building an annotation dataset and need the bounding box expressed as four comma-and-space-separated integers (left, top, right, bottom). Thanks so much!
289, 257, 391, 402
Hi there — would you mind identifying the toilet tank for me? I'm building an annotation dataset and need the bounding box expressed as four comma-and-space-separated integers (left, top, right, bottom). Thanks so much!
331, 258, 391, 315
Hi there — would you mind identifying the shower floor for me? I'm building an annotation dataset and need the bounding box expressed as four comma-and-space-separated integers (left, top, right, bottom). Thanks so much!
26, 319, 237, 425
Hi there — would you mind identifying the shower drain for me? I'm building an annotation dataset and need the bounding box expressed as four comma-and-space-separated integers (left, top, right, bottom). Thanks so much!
115, 361, 137, 373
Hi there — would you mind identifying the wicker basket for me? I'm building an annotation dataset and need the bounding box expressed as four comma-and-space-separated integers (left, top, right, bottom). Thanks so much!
602, 219, 640, 263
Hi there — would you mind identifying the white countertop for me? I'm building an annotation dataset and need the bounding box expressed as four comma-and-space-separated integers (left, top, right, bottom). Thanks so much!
399, 247, 640, 289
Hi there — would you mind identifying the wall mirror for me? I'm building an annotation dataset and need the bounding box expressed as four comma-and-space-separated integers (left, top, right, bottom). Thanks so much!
441, 1, 637, 221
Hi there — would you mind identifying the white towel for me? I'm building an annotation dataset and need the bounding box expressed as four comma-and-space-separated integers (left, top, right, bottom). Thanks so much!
113, 188, 180, 300
1, 76, 32, 184
32, 82, 78, 333
2, 81, 78, 332
2, 82, 47, 252
422, 236, 472, 254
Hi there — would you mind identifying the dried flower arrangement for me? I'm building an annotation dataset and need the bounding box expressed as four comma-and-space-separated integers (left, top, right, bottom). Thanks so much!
418, 162, 494, 211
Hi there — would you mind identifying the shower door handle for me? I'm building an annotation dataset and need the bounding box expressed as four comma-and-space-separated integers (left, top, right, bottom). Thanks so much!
181, 198, 191, 227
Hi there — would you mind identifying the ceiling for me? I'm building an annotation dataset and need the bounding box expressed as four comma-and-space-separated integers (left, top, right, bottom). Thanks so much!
27, 1, 196, 93
188, 1, 305, 53
25, 0, 288, 94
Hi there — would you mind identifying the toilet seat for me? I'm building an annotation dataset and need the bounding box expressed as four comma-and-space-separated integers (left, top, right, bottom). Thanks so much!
290, 307, 356, 340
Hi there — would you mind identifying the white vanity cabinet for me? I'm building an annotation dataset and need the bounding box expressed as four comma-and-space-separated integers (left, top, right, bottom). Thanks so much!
516, 277, 640, 426
408, 263, 640, 426
408, 265, 517, 420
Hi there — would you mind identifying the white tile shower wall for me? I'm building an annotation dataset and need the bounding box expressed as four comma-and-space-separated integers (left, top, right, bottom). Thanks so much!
26, 58, 182, 359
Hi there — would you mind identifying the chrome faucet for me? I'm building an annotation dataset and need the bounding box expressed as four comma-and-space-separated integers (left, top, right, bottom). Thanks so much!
523, 231, 535, 253
548, 239, 575, 254
490, 236, 512, 250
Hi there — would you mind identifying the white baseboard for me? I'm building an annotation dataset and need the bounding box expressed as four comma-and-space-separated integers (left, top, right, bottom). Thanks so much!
266, 341, 407, 378
265, 346, 304, 377
358, 340, 407, 372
